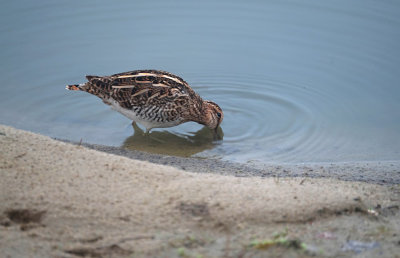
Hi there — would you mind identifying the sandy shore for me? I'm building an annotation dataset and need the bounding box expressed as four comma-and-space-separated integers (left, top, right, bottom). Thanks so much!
1, 125, 399, 257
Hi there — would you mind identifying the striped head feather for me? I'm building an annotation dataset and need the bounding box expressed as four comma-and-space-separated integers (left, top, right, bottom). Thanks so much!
201, 101, 223, 130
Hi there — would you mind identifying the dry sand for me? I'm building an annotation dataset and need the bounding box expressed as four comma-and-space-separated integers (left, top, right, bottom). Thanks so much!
0, 125, 399, 257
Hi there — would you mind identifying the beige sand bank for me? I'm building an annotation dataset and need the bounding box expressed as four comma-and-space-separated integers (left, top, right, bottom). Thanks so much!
0, 125, 399, 257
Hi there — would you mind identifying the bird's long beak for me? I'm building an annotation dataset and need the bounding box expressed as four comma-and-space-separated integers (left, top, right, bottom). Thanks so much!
213, 126, 224, 141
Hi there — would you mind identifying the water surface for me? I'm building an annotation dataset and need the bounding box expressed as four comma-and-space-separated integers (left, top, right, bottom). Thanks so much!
1, 0, 400, 164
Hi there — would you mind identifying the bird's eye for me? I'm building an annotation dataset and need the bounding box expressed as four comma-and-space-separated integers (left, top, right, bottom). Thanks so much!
216, 112, 222, 118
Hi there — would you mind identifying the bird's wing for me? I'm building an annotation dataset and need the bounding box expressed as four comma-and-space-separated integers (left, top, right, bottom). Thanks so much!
86, 70, 197, 109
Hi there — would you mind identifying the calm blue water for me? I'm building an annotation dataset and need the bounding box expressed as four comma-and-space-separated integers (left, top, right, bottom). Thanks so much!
1, 0, 400, 163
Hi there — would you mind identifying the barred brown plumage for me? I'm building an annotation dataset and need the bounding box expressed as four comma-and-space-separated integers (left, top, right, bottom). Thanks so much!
66, 70, 223, 133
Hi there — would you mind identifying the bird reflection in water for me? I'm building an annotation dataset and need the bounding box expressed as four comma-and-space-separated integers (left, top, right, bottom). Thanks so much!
122, 122, 224, 157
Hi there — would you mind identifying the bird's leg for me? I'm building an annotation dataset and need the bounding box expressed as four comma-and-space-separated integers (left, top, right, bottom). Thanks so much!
131, 121, 144, 135
143, 128, 153, 138
143, 128, 166, 143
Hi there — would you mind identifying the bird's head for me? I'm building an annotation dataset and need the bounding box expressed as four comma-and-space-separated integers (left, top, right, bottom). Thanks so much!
201, 100, 223, 131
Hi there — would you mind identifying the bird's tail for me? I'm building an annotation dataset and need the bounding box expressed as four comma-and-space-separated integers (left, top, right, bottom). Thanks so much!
66, 75, 100, 91
65, 83, 86, 91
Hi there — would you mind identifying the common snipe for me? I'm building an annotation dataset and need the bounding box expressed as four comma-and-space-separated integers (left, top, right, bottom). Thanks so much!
66, 70, 223, 133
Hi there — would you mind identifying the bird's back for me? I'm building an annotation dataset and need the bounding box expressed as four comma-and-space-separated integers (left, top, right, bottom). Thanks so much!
68, 70, 204, 130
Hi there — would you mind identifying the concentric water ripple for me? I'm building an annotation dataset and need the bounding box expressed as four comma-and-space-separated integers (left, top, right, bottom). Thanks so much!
181, 74, 337, 162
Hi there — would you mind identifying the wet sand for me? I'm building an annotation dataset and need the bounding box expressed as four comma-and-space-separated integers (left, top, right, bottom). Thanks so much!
1, 125, 399, 257
73, 141, 400, 185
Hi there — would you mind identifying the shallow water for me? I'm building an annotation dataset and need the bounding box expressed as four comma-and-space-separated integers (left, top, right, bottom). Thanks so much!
1, 0, 400, 164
